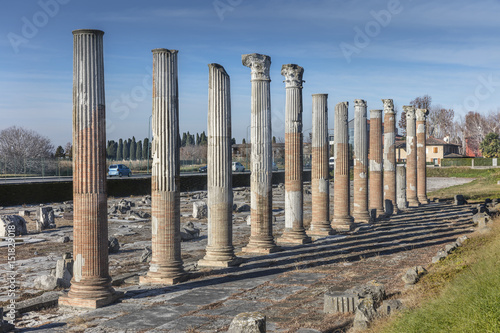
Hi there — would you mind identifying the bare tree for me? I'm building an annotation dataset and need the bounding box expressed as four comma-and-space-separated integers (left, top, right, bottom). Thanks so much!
427, 105, 454, 139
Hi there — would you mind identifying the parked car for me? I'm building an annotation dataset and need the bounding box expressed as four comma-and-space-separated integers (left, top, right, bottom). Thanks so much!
272, 162, 278, 171
108, 164, 132, 177
199, 165, 207, 173
329, 157, 335, 168
232, 162, 245, 172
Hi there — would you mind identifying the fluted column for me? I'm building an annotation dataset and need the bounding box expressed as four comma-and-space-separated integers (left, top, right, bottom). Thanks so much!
382, 99, 397, 215
241, 54, 280, 254
198, 64, 242, 267
396, 165, 408, 211
332, 102, 354, 231
404, 105, 419, 207
353, 99, 370, 223
141, 49, 186, 285
59, 29, 121, 309
416, 108, 429, 204
309, 94, 333, 236
278, 64, 311, 244
369, 109, 384, 217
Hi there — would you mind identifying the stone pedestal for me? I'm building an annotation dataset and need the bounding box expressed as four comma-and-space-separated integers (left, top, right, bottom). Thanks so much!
404, 105, 420, 207
278, 64, 311, 245
416, 108, 429, 204
198, 64, 242, 268
369, 109, 384, 217
396, 165, 408, 210
59, 29, 122, 309
382, 99, 397, 215
332, 102, 354, 231
308, 94, 334, 236
353, 100, 370, 223
140, 49, 186, 285
241, 53, 280, 254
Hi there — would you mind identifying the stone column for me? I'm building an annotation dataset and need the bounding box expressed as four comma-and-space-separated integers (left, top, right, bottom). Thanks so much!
396, 165, 408, 211
140, 49, 186, 285
416, 108, 429, 204
353, 99, 370, 223
369, 109, 384, 217
309, 94, 334, 236
382, 99, 397, 214
198, 64, 242, 267
332, 102, 354, 231
278, 64, 311, 244
404, 105, 420, 207
59, 29, 121, 308
241, 53, 280, 254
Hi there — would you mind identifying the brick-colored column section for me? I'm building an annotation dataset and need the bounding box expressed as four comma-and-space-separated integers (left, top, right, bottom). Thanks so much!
416, 108, 429, 204
396, 165, 408, 211
369, 109, 384, 217
332, 102, 354, 231
382, 99, 397, 215
309, 94, 334, 236
353, 99, 370, 223
140, 49, 186, 285
278, 64, 311, 245
241, 54, 280, 254
59, 29, 122, 309
404, 105, 419, 207
198, 64, 242, 267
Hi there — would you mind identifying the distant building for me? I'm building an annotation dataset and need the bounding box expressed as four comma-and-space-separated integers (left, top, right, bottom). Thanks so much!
395, 136, 462, 165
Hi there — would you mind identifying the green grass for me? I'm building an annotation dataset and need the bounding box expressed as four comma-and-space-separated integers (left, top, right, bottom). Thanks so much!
427, 166, 500, 178
376, 223, 500, 333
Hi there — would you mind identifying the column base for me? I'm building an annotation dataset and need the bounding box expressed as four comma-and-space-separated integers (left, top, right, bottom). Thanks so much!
242, 244, 282, 254
418, 197, 429, 204
408, 199, 420, 207
277, 229, 312, 245
306, 227, 335, 237
353, 212, 371, 223
375, 208, 385, 217
59, 291, 123, 309
332, 216, 354, 231
139, 274, 188, 285
198, 257, 244, 268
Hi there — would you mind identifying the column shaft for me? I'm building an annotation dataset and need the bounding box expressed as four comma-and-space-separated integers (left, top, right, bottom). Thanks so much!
332, 102, 353, 231
416, 108, 429, 204
141, 49, 186, 285
309, 94, 333, 236
278, 64, 311, 244
353, 99, 370, 222
60, 29, 121, 309
404, 106, 419, 207
382, 99, 397, 214
369, 109, 384, 216
396, 165, 408, 210
241, 54, 279, 253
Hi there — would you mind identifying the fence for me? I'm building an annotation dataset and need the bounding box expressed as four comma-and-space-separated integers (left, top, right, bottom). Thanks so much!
0, 157, 73, 178
441, 158, 498, 167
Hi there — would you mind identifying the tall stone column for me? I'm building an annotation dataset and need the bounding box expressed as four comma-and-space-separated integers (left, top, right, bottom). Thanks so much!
416, 108, 429, 204
241, 54, 280, 254
198, 64, 242, 267
140, 49, 186, 285
59, 29, 121, 308
278, 64, 311, 244
396, 165, 408, 211
369, 109, 384, 217
382, 99, 397, 214
353, 99, 370, 223
332, 102, 354, 231
309, 94, 333, 236
404, 105, 420, 207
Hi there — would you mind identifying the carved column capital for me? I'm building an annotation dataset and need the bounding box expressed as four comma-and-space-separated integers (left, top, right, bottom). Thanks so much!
354, 99, 367, 108
281, 64, 304, 88
382, 99, 394, 114
416, 108, 429, 121
242, 53, 271, 81
404, 105, 416, 119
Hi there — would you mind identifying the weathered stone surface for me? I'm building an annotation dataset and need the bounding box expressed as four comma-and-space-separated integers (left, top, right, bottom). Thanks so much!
54, 255, 73, 288
445, 243, 457, 254
19, 210, 30, 217
402, 266, 427, 285
193, 201, 208, 218
379, 299, 403, 316
236, 204, 251, 213
432, 250, 447, 263
454, 194, 467, 205
0, 215, 27, 236
324, 290, 358, 313
456, 235, 469, 246
140, 247, 152, 263
108, 237, 120, 253
59, 236, 71, 243
39, 206, 55, 228
383, 99, 397, 209
348, 280, 386, 307
228, 311, 266, 333
353, 296, 377, 330
353, 99, 370, 223
34, 275, 58, 290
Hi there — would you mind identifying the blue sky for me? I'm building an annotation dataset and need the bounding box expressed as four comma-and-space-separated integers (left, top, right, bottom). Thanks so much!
1, 0, 500, 147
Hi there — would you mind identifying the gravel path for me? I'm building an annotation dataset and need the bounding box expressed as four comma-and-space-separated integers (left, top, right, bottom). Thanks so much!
427, 177, 475, 193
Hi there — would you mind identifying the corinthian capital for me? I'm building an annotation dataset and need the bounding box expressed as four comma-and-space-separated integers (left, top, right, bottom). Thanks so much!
281, 64, 304, 88
403, 105, 416, 119
382, 99, 394, 114
242, 53, 271, 80
354, 99, 367, 108
416, 108, 429, 121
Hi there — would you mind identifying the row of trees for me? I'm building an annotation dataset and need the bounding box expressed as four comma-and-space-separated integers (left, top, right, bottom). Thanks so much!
106, 137, 150, 161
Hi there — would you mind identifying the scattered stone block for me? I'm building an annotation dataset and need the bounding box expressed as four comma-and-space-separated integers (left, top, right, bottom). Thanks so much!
324, 290, 358, 313
59, 236, 70, 243
353, 296, 377, 330
379, 299, 403, 316
62, 212, 73, 220
180, 221, 200, 241
456, 235, 468, 246
108, 237, 120, 253
34, 275, 58, 290
0, 215, 28, 236
39, 206, 55, 228
246, 215, 251, 226
348, 280, 386, 307
140, 247, 152, 263
454, 194, 467, 205
0, 307, 15, 331
384, 199, 394, 216
54, 254, 73, 288
432, 250, 447, 263
19, 210, 30, 217
227, 311, 266, 333
235, 203, 251, 213
193, 201, 208, 219
402, 266, 427, 285
445, 243, 457, 254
